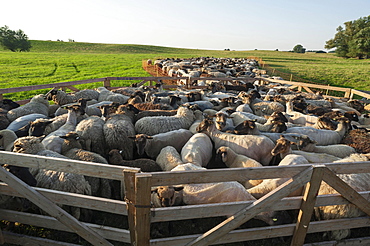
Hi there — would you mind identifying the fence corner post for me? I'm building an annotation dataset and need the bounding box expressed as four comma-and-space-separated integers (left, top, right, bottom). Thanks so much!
104, 78, 111, 88
135, 174, 152, 246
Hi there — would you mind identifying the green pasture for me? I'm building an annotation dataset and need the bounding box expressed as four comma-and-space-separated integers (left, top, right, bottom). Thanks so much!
0, 40, 369, 101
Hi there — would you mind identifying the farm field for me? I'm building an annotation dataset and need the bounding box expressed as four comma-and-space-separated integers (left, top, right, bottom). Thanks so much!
0, 40, 369, 101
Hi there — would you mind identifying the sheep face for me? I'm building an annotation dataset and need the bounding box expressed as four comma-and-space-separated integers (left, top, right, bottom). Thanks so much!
152, 186, 183, 207
271, 136, 292, 156
5, 165, 37, 186
0, 99, 20, 111
129, 134, 153, 156
216, 146, 230, 163
233, 120, 256, 135
13, 136, 44, 154
196, 118, 214, 133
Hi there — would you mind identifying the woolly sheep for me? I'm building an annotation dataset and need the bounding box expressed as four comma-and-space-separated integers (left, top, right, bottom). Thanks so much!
103, 104, 138, 160
108, 149, 161, 172
134, 109, 177, 122
96, 87, 129, 104
181, 133, 213, 167
12, 135, 91, 219
156, 146, 184, 171
7, 95, 49, 122
60, 132, 111, 198
46, 88, 99, 106
135, 106, 196, 136
130, 129, 193, 159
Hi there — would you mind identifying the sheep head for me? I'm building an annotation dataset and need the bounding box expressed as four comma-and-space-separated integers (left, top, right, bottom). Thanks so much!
129, 134, 153, 156
151, 186, 184, 207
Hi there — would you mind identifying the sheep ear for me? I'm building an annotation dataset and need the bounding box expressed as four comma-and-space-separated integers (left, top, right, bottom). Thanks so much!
128, 136, 137, 139
174, 186, 184, 191
145, 135, 153, 139
59, 135, 68, 139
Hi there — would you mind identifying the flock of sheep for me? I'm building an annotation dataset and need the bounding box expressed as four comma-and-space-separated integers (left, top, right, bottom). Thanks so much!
1, 56, 370, 242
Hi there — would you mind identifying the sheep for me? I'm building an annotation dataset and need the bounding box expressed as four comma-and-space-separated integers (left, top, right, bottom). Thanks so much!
108, 149, 161, 172
75, 115, 106, 158
315, 153, 370, 240
189, 110, 204, 134
135, 106, 196, 136
12, 136, 91, 220
41, 104, 85, 153
96, 87, 129, 104
155, 146, 184, 171
45, 88, 99, 106
59, 132, 111, 199
7, 94, 49, 122
196, 118, 275, 166
134, 109, 177, 122
326, 98, 361, 116
216, 146, 263, 188
102, 104, 138, 160
0, 99, 20, 130
6, 113, 49, 132
295, 135, 356, 158
181, 133, 213, 167
253, 101, 285, 117
247, 135, 309, 199
54, 100, 112, 117
285, 116, 351, 146
230, 111, 267, 126
341, 128, 370, 153
0, 129, 17, 151
285, 100, 318, 126
130, 129, 193, 159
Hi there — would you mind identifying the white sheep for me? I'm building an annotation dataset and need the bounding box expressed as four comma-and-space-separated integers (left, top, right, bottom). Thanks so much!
295, 135, 356, 158
135, 106, 196, 136
96, 87, 129, 104
197, 118, 275, 166
130, 129, 193, 159
7, 94, 49, 122
216, 146, 263, 188
6, 113, 49, 132
156, 146, 184, 171
181, 133, 213, 167
45, 88, 99, 106
42, 105, 85, 153
316, 153, 370, 240
285, 100, 318, 126
285, 117, 350, 146
230, 111, 267, 126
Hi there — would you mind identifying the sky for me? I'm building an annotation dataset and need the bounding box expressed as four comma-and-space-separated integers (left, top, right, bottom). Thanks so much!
2, 0, 370, 51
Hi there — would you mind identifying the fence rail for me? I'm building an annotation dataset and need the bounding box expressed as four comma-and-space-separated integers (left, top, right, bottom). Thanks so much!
1, 151, 370, 245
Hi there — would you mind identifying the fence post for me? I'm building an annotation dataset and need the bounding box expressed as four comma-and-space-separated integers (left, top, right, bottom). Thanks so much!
124, 170, 140, 245
104, 78, 111, 88
134, 174, 152, 246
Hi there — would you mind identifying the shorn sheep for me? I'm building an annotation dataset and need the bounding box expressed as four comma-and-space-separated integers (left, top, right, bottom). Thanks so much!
155, 146, 184, 171
216, 146, 263, 188
196, 118, 275, 165
0, 129, 18, 151
181, 133, 213, 167
135, 106, 196, 136
130, 129, 193, 159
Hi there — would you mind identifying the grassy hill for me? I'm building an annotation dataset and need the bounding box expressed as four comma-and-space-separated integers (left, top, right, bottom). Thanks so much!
0, 40, 369, 101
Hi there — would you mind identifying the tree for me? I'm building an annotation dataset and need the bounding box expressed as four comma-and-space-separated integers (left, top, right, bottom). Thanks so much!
293, 44, 306, 53
325, 15, 370, 58
0, 25, 32, 52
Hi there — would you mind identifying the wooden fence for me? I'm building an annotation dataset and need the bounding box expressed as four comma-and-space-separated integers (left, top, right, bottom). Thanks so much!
1, 151, 370, 245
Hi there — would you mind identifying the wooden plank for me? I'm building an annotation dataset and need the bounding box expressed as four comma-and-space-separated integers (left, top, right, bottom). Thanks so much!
303, 236, 370, 246
0, 78, 105, 94
145, 161, 370, 186
351, 89, 370, 99
302, 86, 314, 94
0, 151, 140, 181
150, 217, 370, 246
134, 174, 152, 246
0, 167, 113, 246
185, 166, 313, 246
3, 231, 80, 246
291, 165, 325, 246
0, 209, 131, 243
65, 85, 79, 92
123, 170, 139, 245
323, 168, 370, 216
0, 182, 127, 215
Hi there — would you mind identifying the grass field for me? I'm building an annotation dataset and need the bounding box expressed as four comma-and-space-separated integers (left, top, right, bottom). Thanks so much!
0, 40, 369, 101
